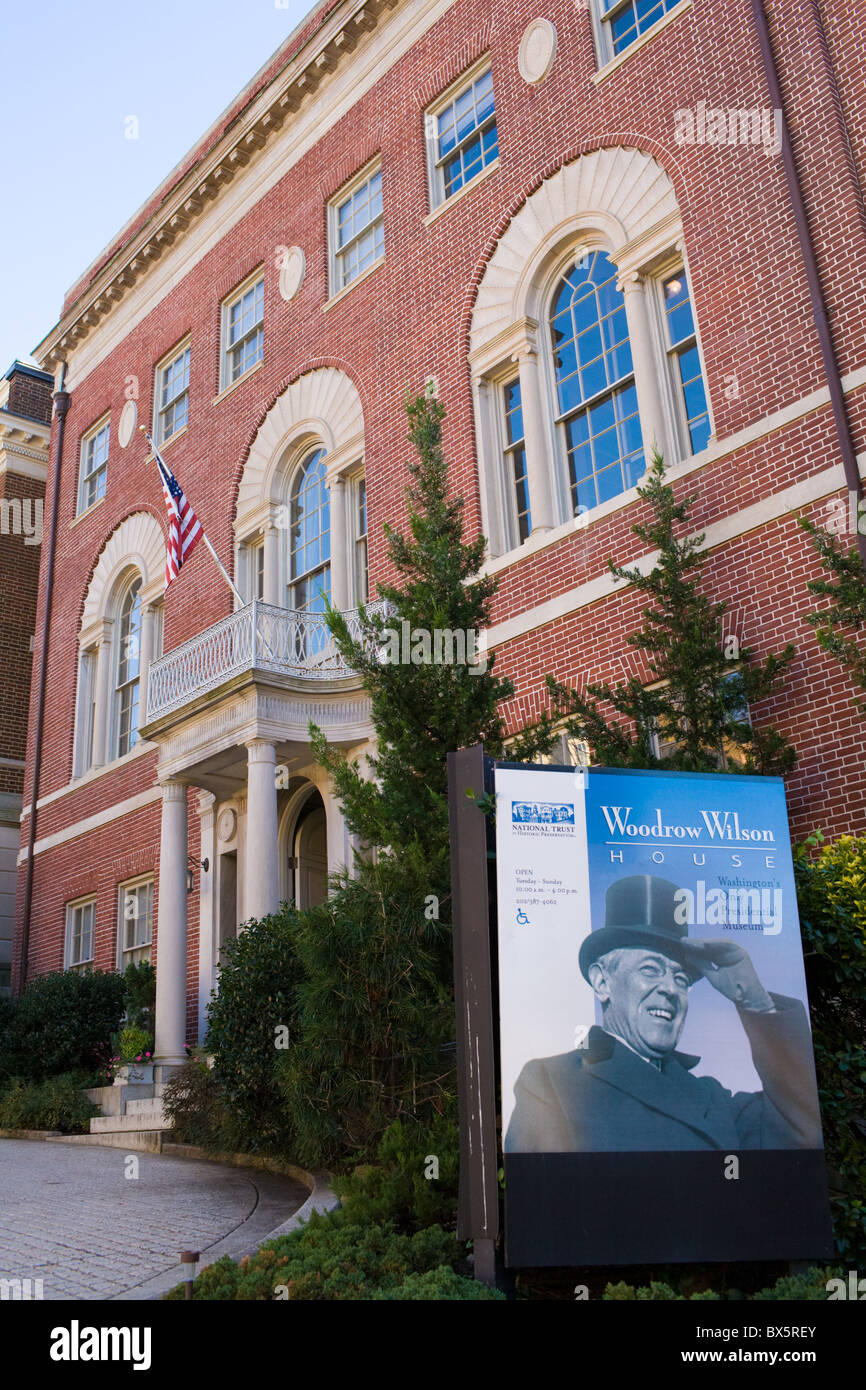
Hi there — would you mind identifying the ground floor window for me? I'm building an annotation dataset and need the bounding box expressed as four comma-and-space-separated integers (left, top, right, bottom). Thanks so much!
65, 898, 95, 971
118, 877, 153, 967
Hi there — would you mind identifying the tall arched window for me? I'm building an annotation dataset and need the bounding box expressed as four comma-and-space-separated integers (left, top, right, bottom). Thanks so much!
288, 449, 331, 612
549, 249, 644, 515
115, 576, 142, 758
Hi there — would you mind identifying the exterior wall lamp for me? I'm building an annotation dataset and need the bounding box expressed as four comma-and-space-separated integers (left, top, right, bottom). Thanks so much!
186, 856, 209, 893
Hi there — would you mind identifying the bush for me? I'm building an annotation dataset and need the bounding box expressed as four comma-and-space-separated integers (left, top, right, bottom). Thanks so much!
603, 1267, 842, 1301
274, 850, 455, 1168
794, 832, 866, 1263
122, 961, 155, 1033
369, 1266, 504, 1300
161, 1054, 240, 1151
165, 1212, 464, 1301
116, 1025, 153, 1063
332, 1116, 458, 1233
0, 1073, 99, 1133
0, 970, 126, 1082
205, 911, 302, 1153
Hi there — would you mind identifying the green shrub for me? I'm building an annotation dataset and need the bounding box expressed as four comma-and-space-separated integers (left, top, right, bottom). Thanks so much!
0, 970, 125, 1082
274, 850, 455, 1168
161, 1054, 240, 1151
122, 961, 155, 1033
369, 1266, 505, 1299
794, 833, 866, 1263
333, 1116, 458, 1233
204, 911, 302, 1153
0, 1073, 99, 1133
165, 1212, 463, 1300
603, 1267, 842, 1301
116, 1025, 153, 1062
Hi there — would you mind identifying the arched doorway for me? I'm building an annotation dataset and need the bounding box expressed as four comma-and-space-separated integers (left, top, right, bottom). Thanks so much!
289, 789, 329, 908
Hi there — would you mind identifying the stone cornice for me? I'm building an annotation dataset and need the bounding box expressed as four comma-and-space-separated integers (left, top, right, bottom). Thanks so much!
35, 0, 401, 371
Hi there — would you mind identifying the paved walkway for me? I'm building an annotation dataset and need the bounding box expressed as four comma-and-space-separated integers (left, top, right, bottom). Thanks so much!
0, 1139, 309, 1300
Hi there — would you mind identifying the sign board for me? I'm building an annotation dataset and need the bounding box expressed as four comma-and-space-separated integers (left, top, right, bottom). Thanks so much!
495, 763, 834, 1267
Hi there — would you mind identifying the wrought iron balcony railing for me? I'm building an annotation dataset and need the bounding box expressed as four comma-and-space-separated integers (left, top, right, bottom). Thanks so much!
145, 599, 388, 722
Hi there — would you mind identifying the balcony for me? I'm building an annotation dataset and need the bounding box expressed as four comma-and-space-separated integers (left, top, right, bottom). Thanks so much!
146, 599, 387, 723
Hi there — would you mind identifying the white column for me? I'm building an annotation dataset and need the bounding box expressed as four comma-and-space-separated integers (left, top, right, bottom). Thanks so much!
196, 792, 216, 1043
617, 271, 669, 467
139, 603, 155, 725
328, 474, 349, 610
90, 620, 113, 769
515, 346, 556, 532
154, 781, 188, 1066
263, 523, 281, 606
323, 784, 348, 883
245, 740, 279, 919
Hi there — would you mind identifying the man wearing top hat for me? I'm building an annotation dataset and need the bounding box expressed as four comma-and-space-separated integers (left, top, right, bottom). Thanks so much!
504, 874, 823, 1153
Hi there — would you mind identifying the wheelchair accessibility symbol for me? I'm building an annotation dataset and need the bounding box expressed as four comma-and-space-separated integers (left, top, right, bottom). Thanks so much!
516, 909, 530, 925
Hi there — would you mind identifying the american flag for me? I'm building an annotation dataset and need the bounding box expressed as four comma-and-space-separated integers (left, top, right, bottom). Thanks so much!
155, 448, 203, 588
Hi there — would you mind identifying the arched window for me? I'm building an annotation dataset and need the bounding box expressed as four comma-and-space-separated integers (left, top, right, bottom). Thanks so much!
549, 249, 644, 515
288, 449, 331, 612
114, 576, 142, 758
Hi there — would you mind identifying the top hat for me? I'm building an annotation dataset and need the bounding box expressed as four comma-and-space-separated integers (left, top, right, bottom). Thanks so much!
578, 874, 703, 983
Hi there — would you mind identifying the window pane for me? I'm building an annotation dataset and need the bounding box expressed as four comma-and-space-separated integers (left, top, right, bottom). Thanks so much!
436, 71, 497, 199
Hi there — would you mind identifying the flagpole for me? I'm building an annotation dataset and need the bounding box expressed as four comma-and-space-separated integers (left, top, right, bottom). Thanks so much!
142, 428, 244, 606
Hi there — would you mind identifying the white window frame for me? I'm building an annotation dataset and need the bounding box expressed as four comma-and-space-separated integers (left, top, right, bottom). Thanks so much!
534, 725, 591, 768
117, 876, 154, 969
65, 898, 95, 971
425, 58, 498, 211
650, 260, 712, 461
220, 269, 264, 391
77, 415, 110, 515
113, 576, 143, 761
329, 160, 384, 296
72, 647, 97, 778
591, 0, 688, 68
500, 372, 532, 549
350, 471, 368, 604
473, 234, 713, 563
154, 338, 191, 446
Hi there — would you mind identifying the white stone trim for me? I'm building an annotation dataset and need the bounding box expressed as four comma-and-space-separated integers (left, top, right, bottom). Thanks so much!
479, 364, 866, 580
79, 512, 166, 646
45, 0, 458, 389
482, 450, 866, 653
18, 786, 163, 862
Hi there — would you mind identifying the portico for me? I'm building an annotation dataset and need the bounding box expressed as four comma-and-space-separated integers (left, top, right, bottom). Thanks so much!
141, 597, 381, 1062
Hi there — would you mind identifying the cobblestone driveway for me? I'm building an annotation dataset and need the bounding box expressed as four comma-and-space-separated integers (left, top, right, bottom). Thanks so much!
0, 1139, 307, 1300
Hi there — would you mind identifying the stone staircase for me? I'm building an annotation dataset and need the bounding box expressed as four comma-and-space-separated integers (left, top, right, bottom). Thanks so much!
60, 1080, 175, 1152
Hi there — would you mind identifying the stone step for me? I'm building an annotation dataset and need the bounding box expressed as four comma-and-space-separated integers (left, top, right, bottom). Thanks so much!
48, 1131, 165, 1153
125, 1097, 167, 1118
90, 1111, 171, 1134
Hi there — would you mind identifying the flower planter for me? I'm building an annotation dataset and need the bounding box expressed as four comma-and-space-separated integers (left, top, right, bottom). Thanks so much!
112, 1063, 155, 1086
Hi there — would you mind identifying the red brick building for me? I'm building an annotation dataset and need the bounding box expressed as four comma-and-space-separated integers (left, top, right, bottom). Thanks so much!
1, 362, 52, 996
15, 0, 866, 1064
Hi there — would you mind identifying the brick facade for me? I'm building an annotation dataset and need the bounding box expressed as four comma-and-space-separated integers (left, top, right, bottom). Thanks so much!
13, 0, 866, 1033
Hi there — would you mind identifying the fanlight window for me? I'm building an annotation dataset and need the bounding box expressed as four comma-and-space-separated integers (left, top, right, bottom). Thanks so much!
550, 249, 644, 515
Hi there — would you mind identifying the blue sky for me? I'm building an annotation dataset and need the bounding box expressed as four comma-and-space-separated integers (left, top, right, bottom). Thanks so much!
0, 0, 312, 374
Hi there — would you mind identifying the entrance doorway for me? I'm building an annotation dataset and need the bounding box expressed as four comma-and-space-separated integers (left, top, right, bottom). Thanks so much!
290, 790, 328, 908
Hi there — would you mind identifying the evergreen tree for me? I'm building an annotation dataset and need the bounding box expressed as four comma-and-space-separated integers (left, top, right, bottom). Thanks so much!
310, 389, 549, 886
545, 453, 797, 775
799, 513, 866, 715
